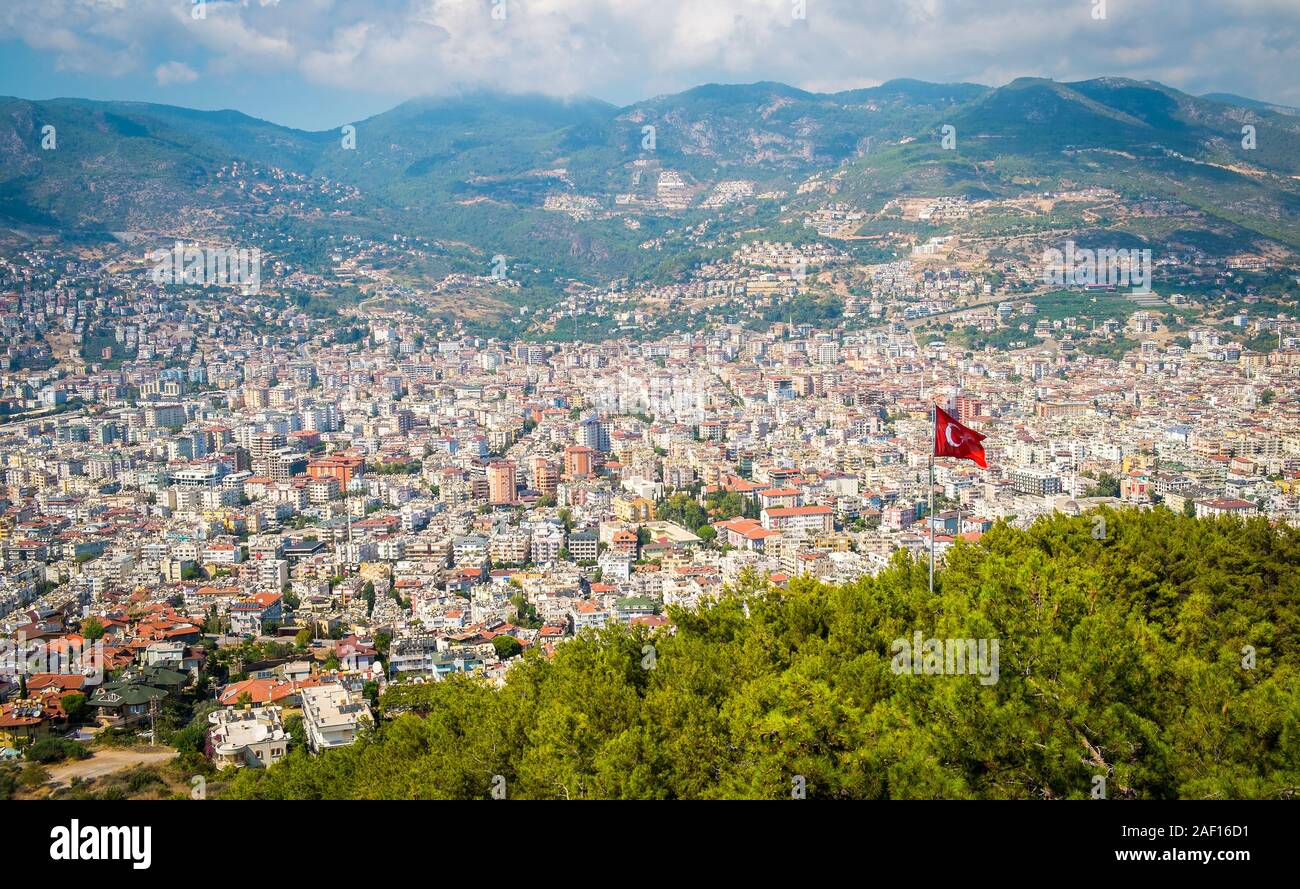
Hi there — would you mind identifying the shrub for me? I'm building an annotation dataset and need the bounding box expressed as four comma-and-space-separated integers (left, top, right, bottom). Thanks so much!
26, 738, 89, 764
125, 767, 165, 793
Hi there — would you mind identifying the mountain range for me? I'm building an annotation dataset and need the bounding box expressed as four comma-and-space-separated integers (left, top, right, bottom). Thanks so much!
2, 76, 1299, 281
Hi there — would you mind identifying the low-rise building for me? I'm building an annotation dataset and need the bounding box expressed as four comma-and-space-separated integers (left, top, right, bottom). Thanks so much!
300, 683, 373, 753
208, 706, 289, 769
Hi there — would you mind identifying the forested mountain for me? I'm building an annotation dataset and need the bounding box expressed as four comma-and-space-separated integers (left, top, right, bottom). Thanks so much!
4, 75, 1300, 277
221, 509, 1300, 800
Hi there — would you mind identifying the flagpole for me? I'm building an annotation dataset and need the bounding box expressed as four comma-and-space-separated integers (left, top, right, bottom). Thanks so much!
949, 397, 960, 546
928, 403, 935, 595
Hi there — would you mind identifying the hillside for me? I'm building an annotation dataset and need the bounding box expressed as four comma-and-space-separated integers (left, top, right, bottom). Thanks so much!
221, 509, 1300, 800
3, 76, 1300, 277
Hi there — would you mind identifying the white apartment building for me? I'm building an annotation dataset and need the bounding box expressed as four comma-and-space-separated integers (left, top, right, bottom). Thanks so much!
208, 706, 289, 769
530, 524, 566, 563
300, 684, 373, 753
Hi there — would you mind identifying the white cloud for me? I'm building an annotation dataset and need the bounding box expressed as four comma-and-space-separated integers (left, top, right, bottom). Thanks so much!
155, 60, 199, 86
2, 0, 1298, 107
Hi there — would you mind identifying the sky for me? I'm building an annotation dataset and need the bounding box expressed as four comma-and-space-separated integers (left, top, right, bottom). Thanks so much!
0, 0, 1297, 131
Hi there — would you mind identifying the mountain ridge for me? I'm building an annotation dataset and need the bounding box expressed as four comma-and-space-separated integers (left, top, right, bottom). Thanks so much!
2, 75, 1299, 281
6, 75, 1295, 136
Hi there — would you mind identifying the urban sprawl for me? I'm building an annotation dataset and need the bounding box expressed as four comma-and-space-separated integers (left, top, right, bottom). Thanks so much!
1, 191, 1298, 781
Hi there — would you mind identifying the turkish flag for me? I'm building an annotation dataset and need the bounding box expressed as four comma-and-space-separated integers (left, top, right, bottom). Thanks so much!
934, 406, 987, 468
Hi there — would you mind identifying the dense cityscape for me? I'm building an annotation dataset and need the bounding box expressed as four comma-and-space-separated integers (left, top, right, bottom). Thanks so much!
0, 0, 1296, 823
2, 208, 1296, 798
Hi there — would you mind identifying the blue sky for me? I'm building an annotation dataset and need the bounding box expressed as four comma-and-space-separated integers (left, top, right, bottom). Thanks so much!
0, 39, 403, 130
1, 0, 1297, 131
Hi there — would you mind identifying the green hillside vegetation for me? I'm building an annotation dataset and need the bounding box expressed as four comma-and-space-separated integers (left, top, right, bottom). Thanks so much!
222, 509, 1300, 799
839, 78, 1300, 248
5, 75, 1300, 284
942, 325, 1044, 351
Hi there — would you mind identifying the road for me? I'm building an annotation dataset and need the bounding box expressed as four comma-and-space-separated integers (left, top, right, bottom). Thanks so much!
48, 747, 176, 786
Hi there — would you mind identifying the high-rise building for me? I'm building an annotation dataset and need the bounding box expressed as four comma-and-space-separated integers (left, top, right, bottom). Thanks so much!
247, 431, 285, 462
487, 460, 518, 505
955, 395, 984, 423
579, 416, 611, 453
534, 458, 559, 499
564, 445, 594, 479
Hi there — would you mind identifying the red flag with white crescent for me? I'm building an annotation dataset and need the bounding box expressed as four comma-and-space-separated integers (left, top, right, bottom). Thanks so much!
934, 405, 987, 468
